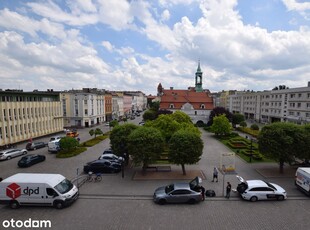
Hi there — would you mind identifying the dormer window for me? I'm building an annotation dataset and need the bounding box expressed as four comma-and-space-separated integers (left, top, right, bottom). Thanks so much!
169, 104, 174, 109
200, 104, 205, 109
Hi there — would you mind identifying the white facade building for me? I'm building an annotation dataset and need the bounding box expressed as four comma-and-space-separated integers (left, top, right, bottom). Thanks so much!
227, 83, 310, 124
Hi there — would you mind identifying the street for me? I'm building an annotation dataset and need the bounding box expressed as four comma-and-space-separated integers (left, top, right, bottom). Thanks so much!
0, 117, 309, 230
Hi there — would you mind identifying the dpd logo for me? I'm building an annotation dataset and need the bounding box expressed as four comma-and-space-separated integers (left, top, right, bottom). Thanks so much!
6, 183, 21, 199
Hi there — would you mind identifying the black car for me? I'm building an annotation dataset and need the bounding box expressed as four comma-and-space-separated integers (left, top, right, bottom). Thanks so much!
83, 159, 121, 174
26, 142, 47, 150
18, 154, 46, 167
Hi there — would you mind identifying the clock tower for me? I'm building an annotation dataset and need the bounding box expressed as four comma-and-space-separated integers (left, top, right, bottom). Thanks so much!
195, 61, 203, 92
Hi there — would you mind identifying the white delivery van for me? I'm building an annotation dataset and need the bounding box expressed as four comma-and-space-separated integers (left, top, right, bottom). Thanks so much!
295, 167, 310, 196
48, 139, 61, 153
0, 173, 79, 209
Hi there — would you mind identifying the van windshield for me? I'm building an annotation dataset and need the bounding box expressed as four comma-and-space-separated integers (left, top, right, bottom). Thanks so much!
54, 179, 73, 194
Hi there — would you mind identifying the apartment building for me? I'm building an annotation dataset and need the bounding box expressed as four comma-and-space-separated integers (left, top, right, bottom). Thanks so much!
61, 88, 105, 128
0, 89, 63, 146
227, 83, 310, 124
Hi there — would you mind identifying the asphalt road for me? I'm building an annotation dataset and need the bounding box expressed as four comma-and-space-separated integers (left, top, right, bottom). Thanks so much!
0, 116, 309, 230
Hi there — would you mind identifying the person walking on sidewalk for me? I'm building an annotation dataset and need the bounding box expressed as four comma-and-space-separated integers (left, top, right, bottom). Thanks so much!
226, 182, 232, 199
212, 167, 218, 182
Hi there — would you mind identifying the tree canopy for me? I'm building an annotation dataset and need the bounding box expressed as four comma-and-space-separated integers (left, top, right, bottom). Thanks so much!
169, 130, 203, 175
232, 113, 245, 127
210, 114, 232, 136
258, 122, 309, 173
208, 107, 232, 126
59, 136, 79, 151
128, 126, 164, 171
109, 123, 138, 156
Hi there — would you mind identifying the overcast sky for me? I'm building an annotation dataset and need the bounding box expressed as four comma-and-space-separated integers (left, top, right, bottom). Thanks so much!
0, 0, 310, 95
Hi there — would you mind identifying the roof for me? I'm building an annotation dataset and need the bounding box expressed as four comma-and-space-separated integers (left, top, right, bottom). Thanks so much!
246, 180, 268, 188
160, 89, 214, 110
2, 173, 65, 187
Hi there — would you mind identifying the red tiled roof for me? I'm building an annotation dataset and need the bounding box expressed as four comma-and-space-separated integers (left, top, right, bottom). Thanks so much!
160, 89, 214, 110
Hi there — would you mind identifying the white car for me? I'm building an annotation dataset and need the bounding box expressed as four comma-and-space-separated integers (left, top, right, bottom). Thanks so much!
98, 153, 124, 163
236, 176, 287, 202
0, 148, 28, 161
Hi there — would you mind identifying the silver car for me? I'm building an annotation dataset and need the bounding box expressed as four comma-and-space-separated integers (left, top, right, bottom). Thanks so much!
0, 148, 28, 161
153, 177, 203, 205
98, 153, 124, 162
236, 176, 287, 202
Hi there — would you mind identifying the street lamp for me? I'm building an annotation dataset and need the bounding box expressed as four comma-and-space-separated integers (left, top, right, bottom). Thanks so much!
249, 138, 253, 163
222, 165, 226, 197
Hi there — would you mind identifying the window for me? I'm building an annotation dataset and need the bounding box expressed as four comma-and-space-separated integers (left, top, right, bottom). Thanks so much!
169, 104, 174, 109
290, 94, 295, 98
298, 93, 302, 98
85, 109, 88, 115
200, 104, 205, 109
297, 103, 301, 108
46, 188, 57, 196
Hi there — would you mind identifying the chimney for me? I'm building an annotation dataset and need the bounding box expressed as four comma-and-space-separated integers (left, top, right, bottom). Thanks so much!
308, 81, 310, 87
170, 87, 173, 90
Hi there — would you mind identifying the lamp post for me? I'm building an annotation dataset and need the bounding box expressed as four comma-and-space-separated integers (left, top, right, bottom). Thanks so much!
222, 165, 226, 197
249, 138, 253, 163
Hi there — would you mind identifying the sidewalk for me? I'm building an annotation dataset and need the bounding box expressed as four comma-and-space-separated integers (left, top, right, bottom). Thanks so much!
79, 129, 300, 198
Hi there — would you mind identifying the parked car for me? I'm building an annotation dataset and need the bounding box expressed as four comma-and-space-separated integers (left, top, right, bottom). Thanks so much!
102, 148, 113, 155
26, 142, 47, 150
18, 154, 46, 167
66, 131, 79, 137
98, 153, 124, 163
83, 159, 121, 174
153, 177, 203, 205
0, 149, 27, 161
236, 176, 287, 202
49, 136, 62, 142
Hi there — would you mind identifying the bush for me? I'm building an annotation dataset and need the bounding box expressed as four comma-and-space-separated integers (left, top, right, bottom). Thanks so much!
250, 124, 259, 130
56, 147, 87, 158
240, 121, 247, 127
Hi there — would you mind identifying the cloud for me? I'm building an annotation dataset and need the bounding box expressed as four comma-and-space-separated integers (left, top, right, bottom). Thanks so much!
101, 41, 114, 52
282, 0, 310, 12
282, 0, 310, 20
161, 9, 170, 21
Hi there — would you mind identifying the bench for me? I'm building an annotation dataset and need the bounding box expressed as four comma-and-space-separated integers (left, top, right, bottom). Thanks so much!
146, 166, 172, 172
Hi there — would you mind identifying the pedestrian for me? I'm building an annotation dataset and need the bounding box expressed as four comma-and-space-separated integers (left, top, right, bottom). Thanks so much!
226, 182, 232, 199
200, 185, 206, 201
212, 167, 218, 182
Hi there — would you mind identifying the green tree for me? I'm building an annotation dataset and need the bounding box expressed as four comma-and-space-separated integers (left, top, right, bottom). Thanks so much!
210, 114, 232, 136
232, 113, 245, 127
109, 120, 119, 127
250, 124, 259, 131
240, 121, 247, 128
258, 122, 308, 173
169, 130, 203, 175
208, 107, 232, 126
149, 101, 160, 111
59, 136, 79, 151
143, 110, 157, 121
89, 129, 94, 137
94, 128, 103, 137
110, 123, 138, 156
170, 111, 192, 124
147, 114, 181, 142
128, 126, 164, 171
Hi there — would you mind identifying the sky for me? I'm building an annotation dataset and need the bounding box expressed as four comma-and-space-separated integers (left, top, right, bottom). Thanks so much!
0, 0, 310, 95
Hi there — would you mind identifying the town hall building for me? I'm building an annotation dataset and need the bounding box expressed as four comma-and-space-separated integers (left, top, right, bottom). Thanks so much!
157, 62, 214, 125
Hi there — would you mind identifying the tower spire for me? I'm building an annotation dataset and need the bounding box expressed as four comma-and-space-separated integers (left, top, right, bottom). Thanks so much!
195, 60, 203, 92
